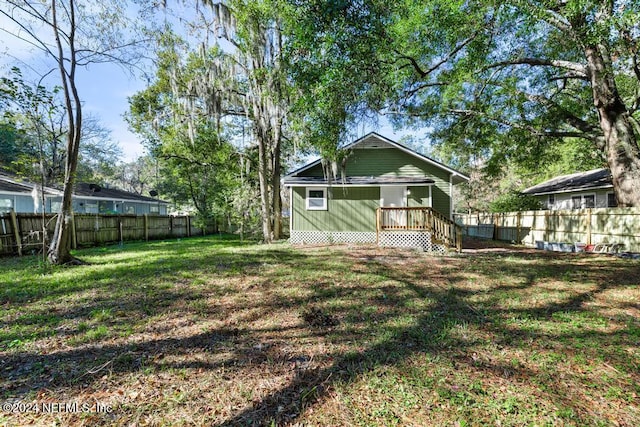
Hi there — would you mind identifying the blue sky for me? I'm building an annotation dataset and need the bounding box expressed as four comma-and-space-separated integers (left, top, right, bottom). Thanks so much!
0, 11, 422, 163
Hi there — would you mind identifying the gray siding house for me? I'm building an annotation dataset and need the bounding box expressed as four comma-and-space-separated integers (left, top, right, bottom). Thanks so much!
522, 168, 617, 210
1, 172, 169, 215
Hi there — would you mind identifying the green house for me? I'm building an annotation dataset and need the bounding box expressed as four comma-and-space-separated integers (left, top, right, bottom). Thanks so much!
284, 133, 469, 251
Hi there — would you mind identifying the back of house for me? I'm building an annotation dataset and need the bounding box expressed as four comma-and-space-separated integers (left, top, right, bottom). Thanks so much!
284, 132, 468, 248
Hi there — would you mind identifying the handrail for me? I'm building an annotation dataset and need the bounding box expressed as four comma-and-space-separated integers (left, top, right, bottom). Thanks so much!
376, 207, 463, 252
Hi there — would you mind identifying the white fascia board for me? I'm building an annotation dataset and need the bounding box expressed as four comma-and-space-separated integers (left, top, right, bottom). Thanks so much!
72, 195, 169, 204
285, 183, 435, 188
527, 185, 613, 196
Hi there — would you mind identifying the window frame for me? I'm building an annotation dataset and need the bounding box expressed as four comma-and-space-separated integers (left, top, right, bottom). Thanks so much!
607, 192, 617, 208
571, 193, 596, 209
547, 194, 555, 208
305, 187, 327, 211
0, 197, 13, 213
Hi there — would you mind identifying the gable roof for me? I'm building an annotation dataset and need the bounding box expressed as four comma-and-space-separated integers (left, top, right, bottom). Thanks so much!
284, 132, 469, 183
0, 171, 167, 204
0, 171, 62, 196
522, 168, 612, 196
72, 183, 169, 204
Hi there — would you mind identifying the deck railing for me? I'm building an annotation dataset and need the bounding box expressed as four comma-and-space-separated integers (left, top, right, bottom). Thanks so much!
376, 207, 463, 252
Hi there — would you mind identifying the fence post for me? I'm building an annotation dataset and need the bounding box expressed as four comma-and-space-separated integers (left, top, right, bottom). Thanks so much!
186, 215, 191, 237
9, 210, 22, 256
144, 214, 149, 241
516, 211, 522, 244
117, 215, 123, 245
70, 212, 77, 249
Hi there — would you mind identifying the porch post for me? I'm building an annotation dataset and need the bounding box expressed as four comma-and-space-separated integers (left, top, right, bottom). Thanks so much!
376, 208, 380, 245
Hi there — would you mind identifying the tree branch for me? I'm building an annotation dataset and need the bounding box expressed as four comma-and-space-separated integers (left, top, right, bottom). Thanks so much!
485, 57, 587, 77
394, 32, 479, 79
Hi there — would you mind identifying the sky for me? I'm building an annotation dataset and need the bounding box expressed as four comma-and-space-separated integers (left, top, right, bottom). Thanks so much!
0, 8, 420, 164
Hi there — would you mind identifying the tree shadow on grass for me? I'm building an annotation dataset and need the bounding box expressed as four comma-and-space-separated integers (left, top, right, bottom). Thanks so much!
1, 242, 638, 425
213, 249, 640, 426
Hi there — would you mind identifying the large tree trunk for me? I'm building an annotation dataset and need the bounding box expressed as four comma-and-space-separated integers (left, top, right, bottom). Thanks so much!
586, 45, 640, 207
271, 120, 282, 240
47, 0, 83, 264
257, 131, 273, 243
47, 173, 76, 264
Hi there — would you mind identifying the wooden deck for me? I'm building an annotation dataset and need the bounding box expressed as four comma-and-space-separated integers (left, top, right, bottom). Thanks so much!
376, 207, 463, 252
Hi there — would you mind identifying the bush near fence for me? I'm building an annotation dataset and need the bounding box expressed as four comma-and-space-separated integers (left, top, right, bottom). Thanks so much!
0, 212, 218, 256
455, 207, 640, 253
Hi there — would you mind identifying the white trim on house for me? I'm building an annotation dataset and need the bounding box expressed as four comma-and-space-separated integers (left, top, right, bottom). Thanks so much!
287, 183, 435, 188
289, 186, 293, 233
70, 195, 168, 205
528, 185, 613, 197
449, 174, 454, 220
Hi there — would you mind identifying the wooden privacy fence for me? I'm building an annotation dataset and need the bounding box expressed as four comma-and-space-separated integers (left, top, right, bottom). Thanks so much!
455, 208, 640, 253
0, 212, 216, 256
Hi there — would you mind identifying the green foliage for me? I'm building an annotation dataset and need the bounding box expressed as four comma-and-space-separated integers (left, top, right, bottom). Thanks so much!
489, 192, 541, 213
0, 67, 121, 185
284, 0, 640, 202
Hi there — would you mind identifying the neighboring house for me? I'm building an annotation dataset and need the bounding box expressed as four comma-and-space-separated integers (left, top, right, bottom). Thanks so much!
0, 171, 169, 215
61, 183, 169, 215
522, 168, 617, 210
283, 132, 469, 249
0, 171, 61, 214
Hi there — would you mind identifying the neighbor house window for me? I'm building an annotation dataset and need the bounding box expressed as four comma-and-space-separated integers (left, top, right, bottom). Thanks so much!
125, 205, 136, 214
306, 188, 327, 210
571, 194, 595, 209
50, 201, 62, 213
84, 203, 99, 214
149, 205, 160, 214
584, 195, 595, 208
0, 198, 13, 213
548, 194, 555, 208
607, 193, 617, 207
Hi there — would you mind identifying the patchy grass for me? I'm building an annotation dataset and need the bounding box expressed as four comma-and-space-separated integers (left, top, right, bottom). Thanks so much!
0, 236, 639, 426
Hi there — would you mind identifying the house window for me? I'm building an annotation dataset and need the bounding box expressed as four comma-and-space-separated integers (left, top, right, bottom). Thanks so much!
149, 205, 160, 214
125, 205, 136, 214
0, 198, 13, 213
607, 193, 617, 207
571, 196, 581, 209
583, 195, 595, 208
571, 194, 595, 209
548, 194, 555, 208
84, 203, 99, 214
306, 188, 327, 210
50, 201, 62, 213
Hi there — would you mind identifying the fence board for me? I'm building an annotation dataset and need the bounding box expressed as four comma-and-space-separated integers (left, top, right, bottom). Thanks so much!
0, 213, 213, 256
455, 207, 640, 252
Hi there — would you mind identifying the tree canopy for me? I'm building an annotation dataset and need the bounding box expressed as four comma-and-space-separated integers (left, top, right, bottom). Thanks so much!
286, 0, 640, 206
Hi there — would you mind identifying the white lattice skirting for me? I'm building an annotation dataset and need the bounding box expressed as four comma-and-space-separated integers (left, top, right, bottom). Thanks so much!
290, 230, 447, 253
290, 231, 377, 245
378, 231, 446, 254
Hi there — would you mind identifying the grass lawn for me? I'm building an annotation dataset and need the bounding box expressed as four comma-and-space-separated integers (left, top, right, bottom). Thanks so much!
1, 235, 639, 426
